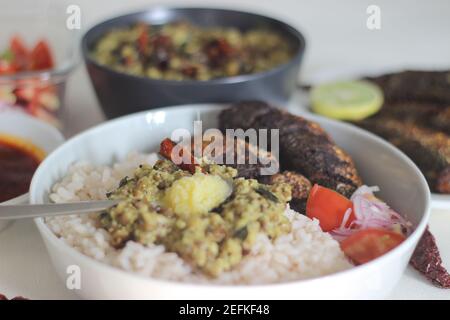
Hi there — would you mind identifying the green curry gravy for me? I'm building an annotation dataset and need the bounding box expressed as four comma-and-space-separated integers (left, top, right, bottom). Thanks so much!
99, 159, 292, 277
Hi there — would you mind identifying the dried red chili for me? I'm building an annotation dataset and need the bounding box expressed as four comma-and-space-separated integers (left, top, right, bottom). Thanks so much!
181, 65, 198, 78
0, 294, 28, 300
204, 38, 234, 67
159, 138, 200, 174
410, 228, 450, 288
137, 24, 150, 55
151, 35, 173, 70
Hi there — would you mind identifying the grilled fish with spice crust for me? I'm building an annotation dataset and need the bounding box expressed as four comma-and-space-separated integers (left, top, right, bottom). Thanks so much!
200, 133, 280, 179
375, 102, 450, 135
358, 69, 450, 193
356, 116, 450, 193
367, 70, 450, 106
219, 101, 362, 197
266, 171, 312, 213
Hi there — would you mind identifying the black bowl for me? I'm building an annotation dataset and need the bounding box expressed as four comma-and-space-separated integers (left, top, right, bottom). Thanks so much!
82, 7, 306, 119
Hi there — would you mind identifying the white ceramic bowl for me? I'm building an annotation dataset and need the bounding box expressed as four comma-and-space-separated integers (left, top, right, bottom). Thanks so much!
30, 104, 430, 299
0, 111, 64, 231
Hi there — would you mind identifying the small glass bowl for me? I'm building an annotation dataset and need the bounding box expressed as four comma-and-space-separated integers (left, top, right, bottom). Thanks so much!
0, 1, 79, 130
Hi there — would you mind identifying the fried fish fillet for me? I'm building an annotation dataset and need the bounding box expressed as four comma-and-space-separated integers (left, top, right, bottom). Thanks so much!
200, 133, 280, 179
376, 102, 450, 135
367, 70, 450, 106
359, 70, 450, 194
219, 101, 362, 197
356, 117, 450, 193
267, 171, 312, 213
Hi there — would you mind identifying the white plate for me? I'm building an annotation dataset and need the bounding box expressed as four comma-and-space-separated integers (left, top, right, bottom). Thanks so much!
431, 194, 450, 210
295, 66, 450, 209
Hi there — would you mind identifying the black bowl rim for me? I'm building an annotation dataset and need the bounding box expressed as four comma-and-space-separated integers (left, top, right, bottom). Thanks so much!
81, 6, 306, 86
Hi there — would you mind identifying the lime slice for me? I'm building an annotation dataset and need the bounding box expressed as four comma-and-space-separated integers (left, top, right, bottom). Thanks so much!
310, 80, 384, 120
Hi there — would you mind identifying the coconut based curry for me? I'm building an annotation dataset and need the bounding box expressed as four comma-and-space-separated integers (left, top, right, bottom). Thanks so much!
100, 159, 292, 277
92, 22, 295, 81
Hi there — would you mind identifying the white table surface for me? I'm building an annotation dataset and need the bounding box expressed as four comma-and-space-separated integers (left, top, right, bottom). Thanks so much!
1, 0, 449, 299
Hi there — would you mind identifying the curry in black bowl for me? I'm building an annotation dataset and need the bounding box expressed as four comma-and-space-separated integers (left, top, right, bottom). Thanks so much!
92, 21, 295, 81
82, 8, 305, 118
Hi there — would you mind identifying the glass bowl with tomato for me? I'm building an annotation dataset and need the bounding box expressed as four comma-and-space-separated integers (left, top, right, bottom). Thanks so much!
0, 2, 78, 131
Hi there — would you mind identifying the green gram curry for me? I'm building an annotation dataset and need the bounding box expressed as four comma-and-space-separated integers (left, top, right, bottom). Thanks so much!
99, 159, 292, 277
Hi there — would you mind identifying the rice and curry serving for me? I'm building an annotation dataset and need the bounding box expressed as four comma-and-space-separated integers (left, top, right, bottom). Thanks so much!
44, 103, 419, 285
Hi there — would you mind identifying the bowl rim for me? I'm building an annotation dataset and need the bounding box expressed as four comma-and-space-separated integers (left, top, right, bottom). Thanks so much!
81, 6, 306, 86
30, 103, 431, 290
1, 193, 29, 206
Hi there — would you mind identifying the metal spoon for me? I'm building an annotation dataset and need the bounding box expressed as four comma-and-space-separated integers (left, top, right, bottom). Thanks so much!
0, 199, 120, 220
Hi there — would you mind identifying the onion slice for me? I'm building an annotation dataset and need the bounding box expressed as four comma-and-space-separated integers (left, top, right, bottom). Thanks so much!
330, 185, 411, 241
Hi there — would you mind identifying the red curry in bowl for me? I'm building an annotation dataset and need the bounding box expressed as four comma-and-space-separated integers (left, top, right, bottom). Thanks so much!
0, 134, 44, 202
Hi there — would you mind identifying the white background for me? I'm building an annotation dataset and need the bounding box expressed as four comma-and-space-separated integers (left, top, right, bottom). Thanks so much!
0, 0, 449, 299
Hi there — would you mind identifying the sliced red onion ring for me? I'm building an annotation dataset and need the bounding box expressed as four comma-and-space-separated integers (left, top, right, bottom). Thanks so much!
331, 185, 411, 241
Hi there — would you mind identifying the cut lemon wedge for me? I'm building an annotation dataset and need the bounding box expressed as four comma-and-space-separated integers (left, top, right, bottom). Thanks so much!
310, 80, 384, 120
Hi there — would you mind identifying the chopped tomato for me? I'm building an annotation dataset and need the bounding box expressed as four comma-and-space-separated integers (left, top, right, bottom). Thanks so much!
29, 40, 54, 71
0, 59, 18, 75
10, 36, 29, 70
340, 228, 405, 265
10, 36, 28, 57
0, 36, 60, 126
159, 138, 200, 174
306, 184, 354, 232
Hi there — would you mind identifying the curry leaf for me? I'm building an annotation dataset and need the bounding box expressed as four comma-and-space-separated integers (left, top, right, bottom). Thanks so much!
234, 226, 248, 240
255, 187, 279, 203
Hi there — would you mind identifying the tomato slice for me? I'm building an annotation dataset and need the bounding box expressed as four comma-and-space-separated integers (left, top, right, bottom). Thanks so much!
10, 36, 29, 71
341, 228, 405, 265
306, 184, 354, 232
29, 40, 54, 71
0, 59, 18, 75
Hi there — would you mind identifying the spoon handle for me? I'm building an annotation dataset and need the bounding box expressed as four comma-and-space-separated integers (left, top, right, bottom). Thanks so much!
0, 200, 119, 220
